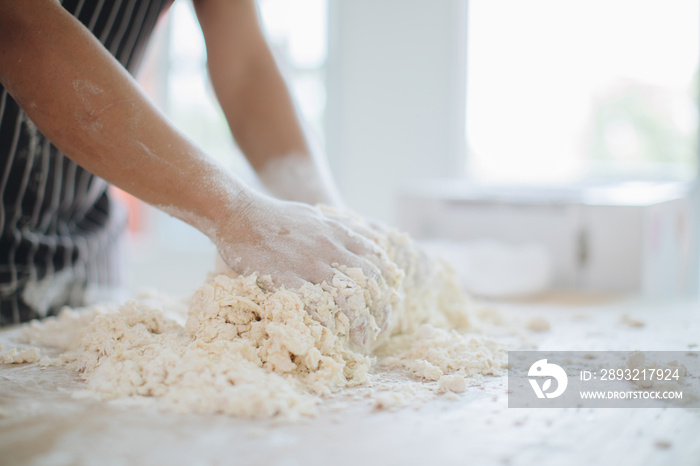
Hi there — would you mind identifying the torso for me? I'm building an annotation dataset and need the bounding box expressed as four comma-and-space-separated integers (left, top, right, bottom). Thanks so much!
0, 0, 172, 325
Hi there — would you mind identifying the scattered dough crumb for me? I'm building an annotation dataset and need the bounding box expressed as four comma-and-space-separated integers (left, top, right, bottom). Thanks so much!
654, 440, 672, 450
526, 317, 550, 332
620, 314, 645, 328
476, 306, 505, 326
438, 374, 467, 393
0, 347, 39, 364
625, 351, 696, 403
374, 391, 410, 410
248, 428, 266, 438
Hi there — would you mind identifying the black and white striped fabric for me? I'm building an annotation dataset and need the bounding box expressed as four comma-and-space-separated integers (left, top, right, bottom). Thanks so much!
0, 0, 172, 326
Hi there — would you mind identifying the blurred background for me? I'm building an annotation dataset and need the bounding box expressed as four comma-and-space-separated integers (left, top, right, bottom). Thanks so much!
128, 0, 700, 300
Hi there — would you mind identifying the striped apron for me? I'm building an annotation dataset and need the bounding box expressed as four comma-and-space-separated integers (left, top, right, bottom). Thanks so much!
0, 0, 173, 325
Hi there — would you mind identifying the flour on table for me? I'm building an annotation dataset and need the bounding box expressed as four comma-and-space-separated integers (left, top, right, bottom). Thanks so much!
18, 209, 505, 420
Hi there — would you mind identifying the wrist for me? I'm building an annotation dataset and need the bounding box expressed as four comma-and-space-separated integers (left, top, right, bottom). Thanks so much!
257, 153, 343, 207
210, 184, 273, 252
156, 159, 261, 248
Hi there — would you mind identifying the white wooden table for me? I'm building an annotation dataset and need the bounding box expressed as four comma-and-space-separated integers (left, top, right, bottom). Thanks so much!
1, 295, 699, 466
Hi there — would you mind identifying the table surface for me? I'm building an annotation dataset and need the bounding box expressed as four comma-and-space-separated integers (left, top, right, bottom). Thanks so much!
1, 294, 699, 466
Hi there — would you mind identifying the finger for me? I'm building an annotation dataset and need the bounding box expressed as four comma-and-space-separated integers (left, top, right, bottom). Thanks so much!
270, 272, 307, 291
322, 268, 374, 348
326, 218, 404, 292
365, 218, 396, 237
330, 257, 394, 341
333, 252, 386, 293
327, 213, 382, 243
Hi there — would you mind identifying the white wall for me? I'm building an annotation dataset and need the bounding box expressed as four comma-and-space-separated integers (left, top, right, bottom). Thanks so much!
325, 0, 469, 224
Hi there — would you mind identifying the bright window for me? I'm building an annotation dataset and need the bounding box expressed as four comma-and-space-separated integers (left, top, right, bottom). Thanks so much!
139, 0, 328, 172
466, 0, 699, 184
258, 0, 328, 138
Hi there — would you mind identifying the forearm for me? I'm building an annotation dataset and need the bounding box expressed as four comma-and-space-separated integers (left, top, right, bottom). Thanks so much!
194, 0, 309, 170
212, 52, 311, 171
0, 0, 251, 236
194, 0, 341, 206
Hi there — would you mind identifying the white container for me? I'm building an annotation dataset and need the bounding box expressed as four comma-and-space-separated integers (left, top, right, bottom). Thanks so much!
396, 180, 698, 297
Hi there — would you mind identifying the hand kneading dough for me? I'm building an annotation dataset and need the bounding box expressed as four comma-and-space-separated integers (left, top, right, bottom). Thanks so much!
18, 210, 505, 419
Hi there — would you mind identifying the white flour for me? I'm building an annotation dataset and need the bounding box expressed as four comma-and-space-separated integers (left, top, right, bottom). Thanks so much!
257, 153, 343, 207
16, 214, 505, 420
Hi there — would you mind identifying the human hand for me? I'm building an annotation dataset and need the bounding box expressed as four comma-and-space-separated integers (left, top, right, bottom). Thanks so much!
213, 194, 396, 347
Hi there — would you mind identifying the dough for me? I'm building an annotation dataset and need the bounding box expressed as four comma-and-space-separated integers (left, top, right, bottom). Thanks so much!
18, 213, 505, 419
438, 374, 468, 393
0, 347, 39, 364
526, 317, 550, 332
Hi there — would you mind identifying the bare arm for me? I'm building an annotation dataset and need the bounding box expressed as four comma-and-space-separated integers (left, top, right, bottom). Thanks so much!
193, 0, 342, 206
0, 0, 248, 234
0, 1, 386, 335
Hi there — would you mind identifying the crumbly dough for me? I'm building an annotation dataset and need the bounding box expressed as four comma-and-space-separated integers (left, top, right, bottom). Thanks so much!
0, 347, 39, 364
526, 317, 550, 332
438, 374, 468, 393
620, 314, 645, 328
18, 213, 505, 419
623, 351, 699, 406
625, 351, 687, 389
